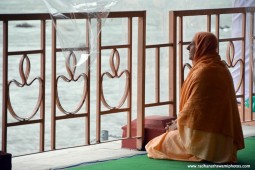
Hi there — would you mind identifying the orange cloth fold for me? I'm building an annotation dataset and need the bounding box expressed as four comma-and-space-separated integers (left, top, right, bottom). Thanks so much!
146, 130, 202, 162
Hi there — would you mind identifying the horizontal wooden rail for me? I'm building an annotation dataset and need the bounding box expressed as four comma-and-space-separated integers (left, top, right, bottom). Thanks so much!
8, 50, 44, 55
171, 7, 246, 17
0, 11, 146, 21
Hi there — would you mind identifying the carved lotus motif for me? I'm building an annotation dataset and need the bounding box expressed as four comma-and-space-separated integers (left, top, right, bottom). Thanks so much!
8, 55, 43, 121
222, 41, 244, 93
101, 49, 130, 109
56, 51, 88, 114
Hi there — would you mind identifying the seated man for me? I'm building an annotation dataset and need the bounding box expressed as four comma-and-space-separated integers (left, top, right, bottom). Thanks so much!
145, 32, 244, 163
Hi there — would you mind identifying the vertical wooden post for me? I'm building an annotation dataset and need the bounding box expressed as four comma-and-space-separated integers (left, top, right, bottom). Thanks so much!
127, 17, 132, 138
96, 19, 102, 143
178, 16, 184, 96
2, 20, 8, 153
40, 19, 46, 152
241, 13, 246, 121
169, 12, 177, 117
249, 12, 254, 119
207, 15, 211, 32
85, 19, 91, 145
136, 11, 146, 150
215, 14, 220, 52
51, 19, 57, 150
155, 47, 160, 103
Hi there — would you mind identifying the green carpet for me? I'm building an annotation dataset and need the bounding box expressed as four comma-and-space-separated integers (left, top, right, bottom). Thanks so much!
67, 137, 255, 170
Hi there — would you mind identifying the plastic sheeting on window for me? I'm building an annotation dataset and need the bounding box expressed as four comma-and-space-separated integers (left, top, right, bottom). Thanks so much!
43, 0, 117, 68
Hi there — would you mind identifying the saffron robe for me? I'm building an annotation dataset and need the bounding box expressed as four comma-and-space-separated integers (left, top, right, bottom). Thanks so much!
146, 49, 244, 163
